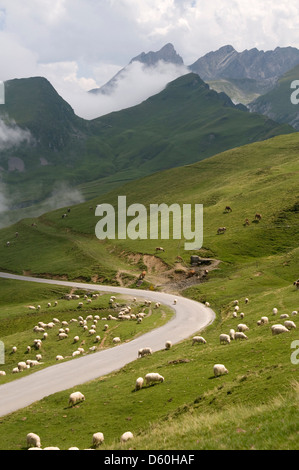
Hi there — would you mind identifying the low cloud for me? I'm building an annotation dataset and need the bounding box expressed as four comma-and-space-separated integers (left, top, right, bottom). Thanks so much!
59, 60, 189, 120
0, 118, 32, 151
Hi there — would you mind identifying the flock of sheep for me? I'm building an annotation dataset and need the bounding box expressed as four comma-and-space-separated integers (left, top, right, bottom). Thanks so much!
0, 293, 159, 378
26, 426, 134, 450
2, 291, 298, 450
187, 298, 298, 381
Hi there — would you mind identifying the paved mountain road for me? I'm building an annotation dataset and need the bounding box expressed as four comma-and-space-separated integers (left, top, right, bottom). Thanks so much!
0, 272, 215, 417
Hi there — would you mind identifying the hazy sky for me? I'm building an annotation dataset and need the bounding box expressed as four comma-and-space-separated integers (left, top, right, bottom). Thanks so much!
0, 0, 298, 118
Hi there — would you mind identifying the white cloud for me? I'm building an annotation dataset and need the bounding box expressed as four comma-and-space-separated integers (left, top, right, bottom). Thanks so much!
0, 0, 298, 119
0, 118, 32, 150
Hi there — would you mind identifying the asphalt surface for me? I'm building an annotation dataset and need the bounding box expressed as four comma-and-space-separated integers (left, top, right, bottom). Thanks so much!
0, 272, 215, 417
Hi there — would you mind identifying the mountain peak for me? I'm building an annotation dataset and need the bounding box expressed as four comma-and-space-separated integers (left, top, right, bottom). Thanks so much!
130, 43, 184, 66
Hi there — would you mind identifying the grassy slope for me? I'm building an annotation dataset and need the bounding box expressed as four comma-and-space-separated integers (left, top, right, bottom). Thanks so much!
0, 133, 298, 449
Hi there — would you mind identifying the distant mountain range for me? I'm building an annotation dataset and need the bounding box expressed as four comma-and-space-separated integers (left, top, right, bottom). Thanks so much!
90, 43, 299, 107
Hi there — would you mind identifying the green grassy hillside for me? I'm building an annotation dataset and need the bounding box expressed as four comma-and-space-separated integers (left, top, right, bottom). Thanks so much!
0, 132, 298, 450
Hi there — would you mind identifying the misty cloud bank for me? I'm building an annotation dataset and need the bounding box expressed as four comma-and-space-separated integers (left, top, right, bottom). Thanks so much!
0, 118, 32, 150
60, 61, 190, 120
0, 181, 85, 229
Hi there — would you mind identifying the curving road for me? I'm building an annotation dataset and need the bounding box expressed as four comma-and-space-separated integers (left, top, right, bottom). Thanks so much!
0, 272, 215, 418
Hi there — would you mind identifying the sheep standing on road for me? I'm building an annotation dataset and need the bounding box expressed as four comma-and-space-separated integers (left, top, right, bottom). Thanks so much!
138, 347, 152, 357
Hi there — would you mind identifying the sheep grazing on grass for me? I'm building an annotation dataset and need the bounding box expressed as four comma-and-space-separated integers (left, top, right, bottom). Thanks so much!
213, 364, 228, 377
18, 361, 29, 371
192, 336, 207, 345
261, 317, 269, 324
280, 314, 289, 319
56, 355, 64, 361
113, 337, 121, 344
73, 336, 80, 343
237, 323, 249, 332
58, 333, 68, 340
229, 329, 235, 340
26, 433, 41, 449
135, 377, 144, 391
145, 373, 164, 386
92, 432, 104, 448
284, 320, 296, 330
273, 308, 278, 315
219, 334, 230, 345
12, 346, 17, 353
0, 371, 6, 376
234, 332, 248, 340
138, 347, 152, 358
165, 341, 172, 350
217, 227, 226, 234
120, 432, 134, 443
69, 391, 85, 406
271, 324, 290, 336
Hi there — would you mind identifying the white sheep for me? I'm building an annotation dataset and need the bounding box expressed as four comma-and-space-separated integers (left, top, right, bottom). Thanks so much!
43, 333, 48, 340
26, 433, 41, 448
237, 323, 249, 332
92, 432, 104, 447
12, 367, 19, 373
213, 364, 228, 377
95, 335, 101, 343
0, 371, 6, 376
291, 311, 298, 316
145, 373, 164, 385
229, 329, 235, 340
280, 314, 289, 319
12, 346, 17, 353
272, 308, 278, 315
69, 391, 85, 406
58, 332, 68, 340
261, 316, 269, 324
192, 336, 207, 345
234, 332, 248, 340
56, 355, 64, 361
113, 337, 121, 344
72, 351, 80, 357
284, 320, 296, 330
205, 301, 210, 307
120, 432, 134, 443
165, 341, 172, 350
138, 347, 152, 357
135, 377, 144, 391
219, 333, 230, 344
73, 336, 80, 343
271, 324, 290, 335
18, 361, 29, 371
240, 312, 245, 319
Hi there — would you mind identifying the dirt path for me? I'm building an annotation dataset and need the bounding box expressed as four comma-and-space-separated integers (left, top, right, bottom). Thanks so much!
116, 255, 221, 295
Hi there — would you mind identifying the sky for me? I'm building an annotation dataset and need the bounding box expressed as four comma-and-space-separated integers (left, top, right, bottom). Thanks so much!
0, 0, 299, 119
